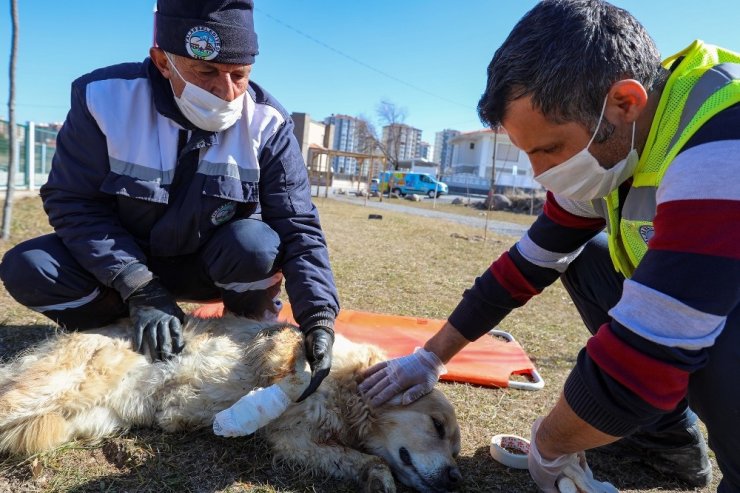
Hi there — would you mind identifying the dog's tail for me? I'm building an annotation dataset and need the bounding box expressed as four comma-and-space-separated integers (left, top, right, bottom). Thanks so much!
0, 332, 148, 456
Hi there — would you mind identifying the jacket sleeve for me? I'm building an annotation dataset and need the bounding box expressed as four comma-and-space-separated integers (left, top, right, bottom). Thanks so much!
40, 76, 153, 300
257, 116, 339, 329
449, 192, 605, 340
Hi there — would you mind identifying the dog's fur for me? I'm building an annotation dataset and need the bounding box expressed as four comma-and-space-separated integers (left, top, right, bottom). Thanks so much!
0, 315, 461, 493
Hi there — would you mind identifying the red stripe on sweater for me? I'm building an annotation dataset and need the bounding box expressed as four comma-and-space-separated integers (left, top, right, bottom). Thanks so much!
543, 192, 606, 230
587, 324, 688, 411
651, 199, 740, 260
489, 252, 540, 304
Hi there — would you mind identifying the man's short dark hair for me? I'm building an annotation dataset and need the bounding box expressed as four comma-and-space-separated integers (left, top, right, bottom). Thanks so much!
477, 0, 667, 137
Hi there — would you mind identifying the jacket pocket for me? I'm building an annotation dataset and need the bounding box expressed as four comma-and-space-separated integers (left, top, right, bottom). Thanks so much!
100, 171, 170, 204
201, 175, 260, 228
201, 174, 259, 203
99, 172, 169, 248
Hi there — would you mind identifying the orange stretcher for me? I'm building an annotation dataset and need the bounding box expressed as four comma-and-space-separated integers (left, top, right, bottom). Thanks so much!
192, 302, 544, 390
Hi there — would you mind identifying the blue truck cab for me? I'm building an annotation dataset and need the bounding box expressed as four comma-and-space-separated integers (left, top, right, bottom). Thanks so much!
378, 171, 448, 198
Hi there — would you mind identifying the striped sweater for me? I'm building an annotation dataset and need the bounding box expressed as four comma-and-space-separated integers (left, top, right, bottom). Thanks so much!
449, 103, 740, 435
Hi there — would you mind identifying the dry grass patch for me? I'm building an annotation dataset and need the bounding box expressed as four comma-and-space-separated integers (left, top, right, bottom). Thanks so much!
350, 193, 540, 226
0, 196, 719, 492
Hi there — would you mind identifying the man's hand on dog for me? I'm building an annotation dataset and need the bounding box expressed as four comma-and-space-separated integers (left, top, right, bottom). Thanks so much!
359, 348, 447, 407
127, 279, 185, 361
297, 325, 335, 402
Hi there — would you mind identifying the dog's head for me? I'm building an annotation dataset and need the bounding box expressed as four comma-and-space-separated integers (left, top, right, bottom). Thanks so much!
364, 389, 462, 493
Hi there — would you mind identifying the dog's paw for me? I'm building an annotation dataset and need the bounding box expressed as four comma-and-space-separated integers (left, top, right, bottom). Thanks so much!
361, 460, 396, 493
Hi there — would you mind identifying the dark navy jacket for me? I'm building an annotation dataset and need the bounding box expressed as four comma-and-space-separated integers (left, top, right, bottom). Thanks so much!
40, 58, 339, 325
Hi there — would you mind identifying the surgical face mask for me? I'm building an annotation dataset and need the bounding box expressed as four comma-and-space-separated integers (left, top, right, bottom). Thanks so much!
533, 97, 639, 201
165, 52, 245, 132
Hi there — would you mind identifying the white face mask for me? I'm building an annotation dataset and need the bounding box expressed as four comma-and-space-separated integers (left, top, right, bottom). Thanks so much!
534, 97, 639, 201
165, 52, 245, 132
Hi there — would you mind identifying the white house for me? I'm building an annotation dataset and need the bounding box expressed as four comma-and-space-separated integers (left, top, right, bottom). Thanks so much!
446, 128, 541, 194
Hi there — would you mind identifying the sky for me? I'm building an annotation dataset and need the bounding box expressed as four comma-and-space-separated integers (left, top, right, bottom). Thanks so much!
0, 1, 738, 146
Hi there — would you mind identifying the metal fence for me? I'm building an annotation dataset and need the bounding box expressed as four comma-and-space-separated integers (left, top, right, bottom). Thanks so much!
0, 120, 57, 191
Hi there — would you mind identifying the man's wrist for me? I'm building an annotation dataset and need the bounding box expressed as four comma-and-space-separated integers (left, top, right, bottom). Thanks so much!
302, 324, 335, 341
423, 321, 470, 364
112, 262, 154, 301
298, 308, 336, 334
534, 424, 564, 461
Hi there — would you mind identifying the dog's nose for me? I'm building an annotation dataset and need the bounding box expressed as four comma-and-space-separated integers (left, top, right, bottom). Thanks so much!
445, 465, 463, 487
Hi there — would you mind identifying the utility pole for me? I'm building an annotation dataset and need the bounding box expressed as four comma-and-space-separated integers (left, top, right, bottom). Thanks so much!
483, 131, 498, 242
2, 0, 20, 240
491, 131, 498, 195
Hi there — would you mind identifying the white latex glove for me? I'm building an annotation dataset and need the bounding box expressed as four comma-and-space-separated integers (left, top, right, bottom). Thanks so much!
358, 347, 447, 407
528, 418, 619, 493
213, 384, 291, 437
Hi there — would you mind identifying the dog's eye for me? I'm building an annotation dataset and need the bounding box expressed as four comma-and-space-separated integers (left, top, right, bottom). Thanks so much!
431, 417, 445, 439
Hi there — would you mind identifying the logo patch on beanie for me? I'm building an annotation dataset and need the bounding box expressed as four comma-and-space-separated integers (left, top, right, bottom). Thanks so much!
185, 26, 221, 60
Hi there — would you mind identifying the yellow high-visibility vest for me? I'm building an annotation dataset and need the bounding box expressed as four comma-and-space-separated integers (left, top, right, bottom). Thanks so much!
594, 40, 740, 277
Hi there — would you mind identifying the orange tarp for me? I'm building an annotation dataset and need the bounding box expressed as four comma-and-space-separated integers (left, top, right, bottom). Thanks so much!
192, 302, 541, 389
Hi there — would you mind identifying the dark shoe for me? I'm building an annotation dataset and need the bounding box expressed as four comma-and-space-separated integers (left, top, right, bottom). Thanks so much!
595, 423, 711, 487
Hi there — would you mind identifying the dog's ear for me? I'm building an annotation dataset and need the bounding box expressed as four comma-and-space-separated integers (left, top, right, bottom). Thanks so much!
364, 346, 388, 368
351, 393, 410, 443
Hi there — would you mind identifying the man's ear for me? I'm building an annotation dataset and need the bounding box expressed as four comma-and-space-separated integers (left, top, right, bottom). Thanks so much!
605, 79, 648, 125
149, 47, 172, 80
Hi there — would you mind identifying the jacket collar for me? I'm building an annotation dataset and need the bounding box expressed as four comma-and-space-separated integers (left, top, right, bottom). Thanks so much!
146, 57, 219, 151
146, 57, 193, 130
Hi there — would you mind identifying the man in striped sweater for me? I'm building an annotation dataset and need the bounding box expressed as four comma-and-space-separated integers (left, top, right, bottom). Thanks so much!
359, 1, 739, 491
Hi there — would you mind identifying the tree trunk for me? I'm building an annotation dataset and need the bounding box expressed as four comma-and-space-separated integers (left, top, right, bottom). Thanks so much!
2, 0, 19, 240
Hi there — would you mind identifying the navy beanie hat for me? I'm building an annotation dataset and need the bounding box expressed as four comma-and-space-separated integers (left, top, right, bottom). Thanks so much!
155, 0, 259, 64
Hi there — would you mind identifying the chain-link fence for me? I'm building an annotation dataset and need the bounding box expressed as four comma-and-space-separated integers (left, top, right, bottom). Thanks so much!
0, 119, 57, 190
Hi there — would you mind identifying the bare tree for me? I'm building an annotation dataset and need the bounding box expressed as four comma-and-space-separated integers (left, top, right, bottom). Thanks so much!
355, 115, 384, 160
355, 115, 387, 201
2, 0, 19, 240
376, 99, 407, 170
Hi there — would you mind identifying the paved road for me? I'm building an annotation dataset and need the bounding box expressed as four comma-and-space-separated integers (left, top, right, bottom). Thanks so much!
325, 193, 530, 238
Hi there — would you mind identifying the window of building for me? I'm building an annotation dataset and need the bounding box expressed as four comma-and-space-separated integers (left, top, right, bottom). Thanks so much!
496, 143, 520, 162
469, 142, 475, 150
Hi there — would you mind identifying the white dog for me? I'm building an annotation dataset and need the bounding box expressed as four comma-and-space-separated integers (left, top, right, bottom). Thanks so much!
0, 314, 462, 493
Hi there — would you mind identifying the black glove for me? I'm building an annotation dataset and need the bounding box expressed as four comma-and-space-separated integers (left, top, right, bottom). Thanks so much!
127, 279, 185, 361
296, 325, 335, 402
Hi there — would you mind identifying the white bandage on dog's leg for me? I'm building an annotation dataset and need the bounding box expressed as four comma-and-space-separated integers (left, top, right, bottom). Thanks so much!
213, 384, 291, 437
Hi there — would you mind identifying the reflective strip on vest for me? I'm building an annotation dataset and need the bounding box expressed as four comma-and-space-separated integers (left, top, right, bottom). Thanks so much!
666, 63, 740, 152
622, 187, 657, 222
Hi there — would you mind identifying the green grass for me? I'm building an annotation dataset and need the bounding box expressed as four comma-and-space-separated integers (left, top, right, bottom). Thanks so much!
0, 196, 719, 492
